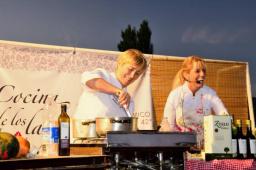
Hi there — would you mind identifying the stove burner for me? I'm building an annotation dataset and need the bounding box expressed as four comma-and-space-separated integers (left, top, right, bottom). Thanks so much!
111, 151, 184, 170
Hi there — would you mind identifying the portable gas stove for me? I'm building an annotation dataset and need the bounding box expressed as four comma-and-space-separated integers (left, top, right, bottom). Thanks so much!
106, 131, 196, 170
71, 131, 196, 169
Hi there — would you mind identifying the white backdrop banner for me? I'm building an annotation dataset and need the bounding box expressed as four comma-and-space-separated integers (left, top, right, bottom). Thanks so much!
0, 41, 153, 147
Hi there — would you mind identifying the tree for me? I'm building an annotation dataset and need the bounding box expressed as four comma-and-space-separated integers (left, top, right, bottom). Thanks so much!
117, 25, 137, 52
137, 20, 153, 54
117, 20, 153, 54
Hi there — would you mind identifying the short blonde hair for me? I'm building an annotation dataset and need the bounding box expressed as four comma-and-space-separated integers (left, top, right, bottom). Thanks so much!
116, 49, 147, 71
172, 55, 206, 90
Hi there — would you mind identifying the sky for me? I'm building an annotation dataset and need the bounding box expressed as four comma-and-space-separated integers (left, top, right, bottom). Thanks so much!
0, 0, 255, 96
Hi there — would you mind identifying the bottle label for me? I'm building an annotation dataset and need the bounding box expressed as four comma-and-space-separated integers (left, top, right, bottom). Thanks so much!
250, 139, 256, 154
41, 125, 59, 156
42, 127, 50, 142
42, 123, 59, 143
60, 139, 69, 149
60, 122, 69, 139
50, 127, 59, 143
232, 139, 237, 154
238, 139, 247, 154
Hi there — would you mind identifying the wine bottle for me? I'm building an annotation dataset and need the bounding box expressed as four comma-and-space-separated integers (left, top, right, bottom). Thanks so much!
58, 103, 70, 156
236, 119, 247, 159
245, 120, 256, 159
231, 115, 238, 158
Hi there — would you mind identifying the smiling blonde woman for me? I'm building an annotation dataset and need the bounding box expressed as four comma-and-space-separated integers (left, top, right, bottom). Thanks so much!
160, 55, 228, 148
74, 49, 147, 120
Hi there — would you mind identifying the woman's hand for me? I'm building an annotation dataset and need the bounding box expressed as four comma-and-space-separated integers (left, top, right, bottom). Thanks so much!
116, 89, 131, 108
86, 78, 131, 108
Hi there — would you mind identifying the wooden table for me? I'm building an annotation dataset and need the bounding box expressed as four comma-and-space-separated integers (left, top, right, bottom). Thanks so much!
0, 155, 109, 170
70, 143, 107, 155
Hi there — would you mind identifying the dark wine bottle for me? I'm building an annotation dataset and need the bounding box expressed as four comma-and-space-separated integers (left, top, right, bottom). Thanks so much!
245, 120, 256, 159
231, 115, 238, 158
58, 104, 70, 156
236, 119, 247, 159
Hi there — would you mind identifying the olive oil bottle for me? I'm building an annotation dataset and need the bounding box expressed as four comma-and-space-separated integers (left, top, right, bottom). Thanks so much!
58, 103, 70, 156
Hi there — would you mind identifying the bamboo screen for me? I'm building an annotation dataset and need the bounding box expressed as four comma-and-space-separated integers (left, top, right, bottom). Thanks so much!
151, 57, 249, 130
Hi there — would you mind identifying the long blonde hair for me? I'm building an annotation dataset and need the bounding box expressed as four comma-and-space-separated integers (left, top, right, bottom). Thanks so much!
172, 55, 206, 90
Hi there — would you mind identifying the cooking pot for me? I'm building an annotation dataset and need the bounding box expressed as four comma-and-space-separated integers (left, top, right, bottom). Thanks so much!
95, 117, 138, 137
72, 119, 97, 138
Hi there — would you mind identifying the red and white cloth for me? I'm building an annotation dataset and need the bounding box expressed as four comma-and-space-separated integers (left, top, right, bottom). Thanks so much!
185, 159, 256, 170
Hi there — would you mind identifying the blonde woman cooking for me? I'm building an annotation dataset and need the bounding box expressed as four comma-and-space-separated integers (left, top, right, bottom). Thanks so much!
160, 55, 228, 148
74, 49, 147, 120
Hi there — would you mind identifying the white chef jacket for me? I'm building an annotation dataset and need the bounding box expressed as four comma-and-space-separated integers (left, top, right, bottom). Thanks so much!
163, 82, 228, 145
74, 68, 134, 120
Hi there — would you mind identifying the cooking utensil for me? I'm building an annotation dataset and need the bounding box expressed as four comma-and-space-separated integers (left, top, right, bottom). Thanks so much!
95, 117, 137, 137
95, 117, 113, 137
112, 95, 132, 117
131, 117, 138, 131
123, 104, 132, 117
83, 121, 97, 138
73, 119, 97, 138
111, 117, 133, 131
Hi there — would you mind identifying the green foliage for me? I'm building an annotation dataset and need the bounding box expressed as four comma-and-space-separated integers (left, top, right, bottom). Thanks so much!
137, 20, 153, 54
117, 20, 153, 54
117, 25, 137, 51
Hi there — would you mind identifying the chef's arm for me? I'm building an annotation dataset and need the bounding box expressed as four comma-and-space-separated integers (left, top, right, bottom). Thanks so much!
86, 78, 131, 107
86, 78, 121, 95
